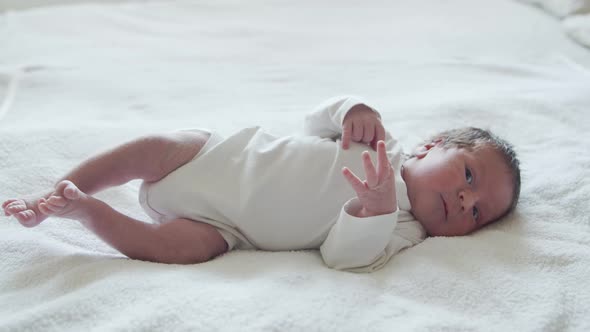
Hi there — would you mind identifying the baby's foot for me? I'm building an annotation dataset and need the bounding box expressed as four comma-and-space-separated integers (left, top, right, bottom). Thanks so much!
2, 190, 55, 228
36, 180, 95, 222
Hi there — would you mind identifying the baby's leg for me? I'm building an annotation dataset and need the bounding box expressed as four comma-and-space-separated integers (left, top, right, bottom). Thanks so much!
38, 180, 227, 264
3, 130, 210, 227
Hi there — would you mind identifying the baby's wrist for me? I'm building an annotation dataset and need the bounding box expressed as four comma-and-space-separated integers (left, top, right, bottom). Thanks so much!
357, 207, 396, 218
357, 208, 373, 218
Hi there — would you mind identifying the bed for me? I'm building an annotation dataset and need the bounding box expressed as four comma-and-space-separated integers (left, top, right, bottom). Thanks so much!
1, 0, 589, 330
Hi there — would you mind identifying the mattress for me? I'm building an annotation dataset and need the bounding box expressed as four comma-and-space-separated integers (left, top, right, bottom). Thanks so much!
1, 0, 589, 331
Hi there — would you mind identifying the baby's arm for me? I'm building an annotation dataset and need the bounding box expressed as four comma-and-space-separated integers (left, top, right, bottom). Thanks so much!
320, 141, 399, 272
303, 96, 385, 150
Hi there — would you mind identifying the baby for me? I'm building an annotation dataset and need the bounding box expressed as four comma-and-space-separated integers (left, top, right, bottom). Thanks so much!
2, 96, 521, 272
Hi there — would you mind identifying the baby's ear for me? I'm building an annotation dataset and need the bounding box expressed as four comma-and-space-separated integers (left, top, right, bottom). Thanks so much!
413, 145, 429, 159
414, 138, 443, 159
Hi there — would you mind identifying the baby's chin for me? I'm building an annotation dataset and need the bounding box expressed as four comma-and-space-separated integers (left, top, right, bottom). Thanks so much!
416, 218, 441, 237
423, 225, 446, 237
419, 218, 473, 237
411, 211, 447, 237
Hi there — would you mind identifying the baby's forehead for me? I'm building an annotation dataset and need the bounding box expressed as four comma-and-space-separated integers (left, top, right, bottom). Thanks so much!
459, 144, 514, 183
463, 143, 503, 160
471, 144, 515, 213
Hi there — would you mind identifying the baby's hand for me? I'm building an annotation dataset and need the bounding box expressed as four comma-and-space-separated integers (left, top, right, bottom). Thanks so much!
342, 141, 397, 218
342, 104, 386, 151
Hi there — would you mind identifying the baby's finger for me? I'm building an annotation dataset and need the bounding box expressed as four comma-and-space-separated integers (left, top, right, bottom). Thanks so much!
370, 124, 384, 151
362, 122, 374, 144
342, 121, 352, 150
362, 151, 378, 188
375, 124, 386, 145
352, 122, 364, 143
342, 167, 366, 194
376, 141, 391, 178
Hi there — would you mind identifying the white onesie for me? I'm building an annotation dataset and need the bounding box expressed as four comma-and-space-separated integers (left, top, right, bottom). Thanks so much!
139, 96, 426, 272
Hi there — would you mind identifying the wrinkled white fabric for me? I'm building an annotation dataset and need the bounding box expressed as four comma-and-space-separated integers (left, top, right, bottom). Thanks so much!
139, 96, 425, 272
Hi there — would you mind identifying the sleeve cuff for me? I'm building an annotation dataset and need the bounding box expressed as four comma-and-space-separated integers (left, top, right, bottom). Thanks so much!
319, 198, 399, 270
337, 96, 382, 127
341, 198, 398, 232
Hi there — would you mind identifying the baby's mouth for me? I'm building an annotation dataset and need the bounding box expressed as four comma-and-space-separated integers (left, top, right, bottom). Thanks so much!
441, 195, 448, 221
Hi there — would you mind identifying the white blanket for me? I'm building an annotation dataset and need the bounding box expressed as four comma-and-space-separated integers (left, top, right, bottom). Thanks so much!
516, 0, 590, 48
1, 1, 590, 331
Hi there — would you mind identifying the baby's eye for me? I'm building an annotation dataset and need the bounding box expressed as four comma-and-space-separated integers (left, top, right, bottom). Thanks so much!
472, 206, 479, 221
465, 168, 473, 184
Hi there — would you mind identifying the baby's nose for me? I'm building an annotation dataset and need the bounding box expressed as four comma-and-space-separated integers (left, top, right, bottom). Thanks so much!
458, 189, 476, 212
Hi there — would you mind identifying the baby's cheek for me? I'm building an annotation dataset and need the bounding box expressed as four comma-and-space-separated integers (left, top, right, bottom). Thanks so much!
445, 217, 475, 237
463, 220, 480, 235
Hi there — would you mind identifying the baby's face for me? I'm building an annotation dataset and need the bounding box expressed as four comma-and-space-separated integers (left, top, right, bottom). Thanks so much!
401, 141, 513, 237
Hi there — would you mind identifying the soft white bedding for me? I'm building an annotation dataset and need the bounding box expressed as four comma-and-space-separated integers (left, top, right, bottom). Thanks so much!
517, 0, 590, 48
1, 0, 590, 331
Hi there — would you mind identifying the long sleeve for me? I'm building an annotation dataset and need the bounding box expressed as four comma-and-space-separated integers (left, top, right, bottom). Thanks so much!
308, 96, 420, 272
303, 96, 381, 138
320, 198, 411, 272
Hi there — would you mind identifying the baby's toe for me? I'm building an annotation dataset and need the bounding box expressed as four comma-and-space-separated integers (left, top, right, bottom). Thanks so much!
15, 210, 38, 227
47, 196, 67, 207
64, 188, 80, 201
5, 201, 27, 216
56, 180, 81, 200
2, 199, 18, 209
38, 201, 51, 215
6, 200, 25, 209
38, 197, 65, 214
16, 210, 33, 220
